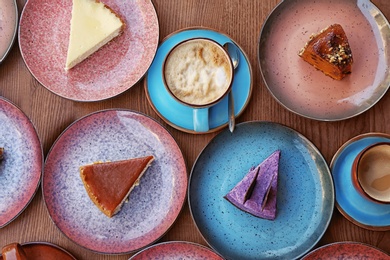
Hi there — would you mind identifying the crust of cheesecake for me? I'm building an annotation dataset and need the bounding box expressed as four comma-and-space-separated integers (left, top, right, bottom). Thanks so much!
79, 155, 154, 218
299, 24, 353, 80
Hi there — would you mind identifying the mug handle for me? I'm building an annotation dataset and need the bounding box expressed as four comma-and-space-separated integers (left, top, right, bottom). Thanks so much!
193, 108, 209, 132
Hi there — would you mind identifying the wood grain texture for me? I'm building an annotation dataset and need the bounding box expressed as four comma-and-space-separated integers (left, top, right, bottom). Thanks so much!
0, 0, 389, 259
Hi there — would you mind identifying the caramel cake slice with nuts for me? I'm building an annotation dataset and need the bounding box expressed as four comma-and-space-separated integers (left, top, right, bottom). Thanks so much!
80, 156, 154, 218
299, 24, 353, 80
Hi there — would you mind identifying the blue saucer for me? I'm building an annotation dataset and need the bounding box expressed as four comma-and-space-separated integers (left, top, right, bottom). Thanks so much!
144, 28, 253, 134
331, 133, 390, 231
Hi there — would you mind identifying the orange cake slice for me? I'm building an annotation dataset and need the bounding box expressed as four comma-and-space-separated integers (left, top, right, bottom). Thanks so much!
1, 243, 28, 260
299, 24, 353, 80
80, 155, 154, 217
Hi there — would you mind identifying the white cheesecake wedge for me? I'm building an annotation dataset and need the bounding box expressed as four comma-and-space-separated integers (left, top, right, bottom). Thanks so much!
65, 0, 125, 70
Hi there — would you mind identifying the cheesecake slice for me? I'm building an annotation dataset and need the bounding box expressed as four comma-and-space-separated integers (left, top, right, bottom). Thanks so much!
80, 156, 154, 218
299, 24, 353, 80
65, 0, 125, 70
224, 150, 280, 220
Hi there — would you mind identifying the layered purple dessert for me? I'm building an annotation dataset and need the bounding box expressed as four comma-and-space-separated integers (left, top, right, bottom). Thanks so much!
224, 150, 280, 220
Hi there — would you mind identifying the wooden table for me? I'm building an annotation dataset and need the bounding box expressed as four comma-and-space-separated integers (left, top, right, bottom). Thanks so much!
1, 0, 390, 259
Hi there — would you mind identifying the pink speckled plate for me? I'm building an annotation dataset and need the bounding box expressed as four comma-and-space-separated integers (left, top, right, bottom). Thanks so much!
0, 0, 18, 63
259, 0, 390, 121
18, 0, 159, 101
130, 241, 224, 260
43, 109, 187, 254
0, 97, 43, 228
302, 242, 390, 259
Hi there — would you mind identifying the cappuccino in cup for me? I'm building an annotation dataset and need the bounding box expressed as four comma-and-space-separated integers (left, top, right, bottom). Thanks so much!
163, 38, 233, 106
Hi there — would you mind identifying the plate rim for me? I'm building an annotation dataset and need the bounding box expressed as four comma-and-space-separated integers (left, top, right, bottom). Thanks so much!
18, 0, 160, 102
0, 96, 43, 228
0, 0, 18, 64
188, 121, 335, 259
129, 241, 224, 260
257, 0, 390, 121
330, 132, 390, 231
301, 241, 390, 259
42, 108, 188, 254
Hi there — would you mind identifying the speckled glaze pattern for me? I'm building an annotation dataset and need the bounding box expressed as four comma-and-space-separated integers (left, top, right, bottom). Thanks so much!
0, 97, 43, 228
0, 242, 77, 260
188, 121, 334, 260
302, 242, 390, 259
130, 241, 224, 260
43, 109, 187, 254
18, 0, 159, 101
0, 0, 18, 63
330, 133, 390, 231
259, 0, 390, 121
145, 27, 253, 134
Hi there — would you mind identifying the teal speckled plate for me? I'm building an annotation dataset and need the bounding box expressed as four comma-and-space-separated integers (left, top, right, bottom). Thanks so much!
188, 121, 334, 260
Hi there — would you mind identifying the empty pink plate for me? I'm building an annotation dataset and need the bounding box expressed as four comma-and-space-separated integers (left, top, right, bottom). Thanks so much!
302, 242, 389, 259
19, 0, 159, 101
130, 241, 224, 260
0, 97, 43, 228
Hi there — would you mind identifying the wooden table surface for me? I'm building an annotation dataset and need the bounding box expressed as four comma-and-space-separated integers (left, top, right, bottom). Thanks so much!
1, 0, 390, 259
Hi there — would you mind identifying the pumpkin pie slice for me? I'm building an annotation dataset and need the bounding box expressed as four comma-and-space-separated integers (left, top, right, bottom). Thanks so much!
224, 150, 280, 220
80, 155, 154, 218
299, 24, 353, 80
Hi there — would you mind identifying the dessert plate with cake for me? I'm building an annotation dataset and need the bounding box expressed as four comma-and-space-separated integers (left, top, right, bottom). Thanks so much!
130, 241, 224, 260
144, 27, 253, 134
0, 0, 18, 64
19, 0, 159, 101
0, 242, 77, 260
259, 0, 390, 121
188, 121, 334, 259
0, 97, 43, 228
43, 109, 187, 254
330, 133, 390, 231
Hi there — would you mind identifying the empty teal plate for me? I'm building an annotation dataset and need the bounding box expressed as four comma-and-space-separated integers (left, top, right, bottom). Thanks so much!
188, 121, 334, 260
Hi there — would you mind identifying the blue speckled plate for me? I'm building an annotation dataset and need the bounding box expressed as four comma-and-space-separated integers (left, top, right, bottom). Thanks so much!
330, 133, 390, 231
0, 97, 43, 228
43, 109, 187, 254
188, 121, 334, 260
144, 27, 252, 134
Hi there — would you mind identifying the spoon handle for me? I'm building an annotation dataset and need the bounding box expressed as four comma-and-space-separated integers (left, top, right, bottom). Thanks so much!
228, 91, 235, 132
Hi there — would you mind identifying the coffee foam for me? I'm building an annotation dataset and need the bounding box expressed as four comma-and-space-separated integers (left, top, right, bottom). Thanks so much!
164, 39, 232, 106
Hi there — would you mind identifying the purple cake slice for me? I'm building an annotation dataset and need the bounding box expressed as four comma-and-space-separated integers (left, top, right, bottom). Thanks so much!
224, 150, 280, 220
